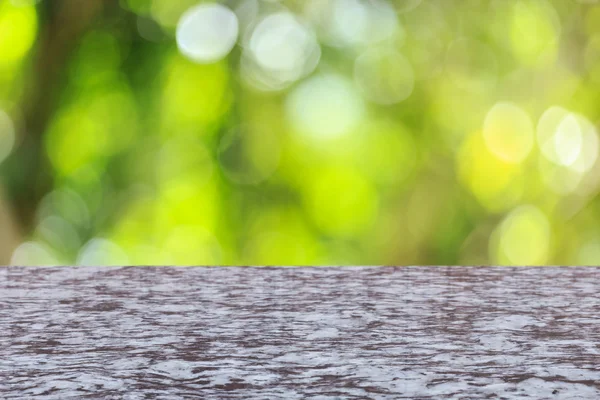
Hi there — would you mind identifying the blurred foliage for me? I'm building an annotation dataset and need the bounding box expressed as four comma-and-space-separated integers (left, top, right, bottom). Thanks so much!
1, 0, 600, 265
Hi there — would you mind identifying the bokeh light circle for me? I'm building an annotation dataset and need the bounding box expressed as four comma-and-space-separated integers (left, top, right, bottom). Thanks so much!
305, 0, 401, 48
0, 0, 37, 67
11, 241, 60, 266
491, 205, 551, 265
553, 114, 583, 167
176, 3, 239, 64
537, 106, 570, 164
483, 102, 534, 163
242, 11, 320, 91
285, 74, 365, 141
509, 0, 560, 67
36, 189, 90, 230
537, 107, 599, 173
538, 156, 583, 195
250, 12, 312, 73
35, 215, 82, 257
77, 238, 130, 266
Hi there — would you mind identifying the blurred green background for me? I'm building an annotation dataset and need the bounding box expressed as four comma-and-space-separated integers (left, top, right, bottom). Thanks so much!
1, 0, 600, 265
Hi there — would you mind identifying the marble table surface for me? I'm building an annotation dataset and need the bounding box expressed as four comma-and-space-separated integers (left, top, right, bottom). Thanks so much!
1, 266, 599, 399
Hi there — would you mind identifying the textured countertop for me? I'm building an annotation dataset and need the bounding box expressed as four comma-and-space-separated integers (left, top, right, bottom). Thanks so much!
1, 266, 599, 399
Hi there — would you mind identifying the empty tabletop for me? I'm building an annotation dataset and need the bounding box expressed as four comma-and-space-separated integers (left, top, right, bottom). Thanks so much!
1, 267, 599, 399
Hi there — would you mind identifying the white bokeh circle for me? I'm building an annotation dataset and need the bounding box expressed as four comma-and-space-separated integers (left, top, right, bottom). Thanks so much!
176, 4, 239, 64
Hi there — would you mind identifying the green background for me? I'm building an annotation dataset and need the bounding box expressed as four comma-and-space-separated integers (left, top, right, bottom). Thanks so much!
1, 0, 600, 265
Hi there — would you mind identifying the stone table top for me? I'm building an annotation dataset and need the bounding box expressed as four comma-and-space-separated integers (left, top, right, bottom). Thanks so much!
1, 266, 599, 399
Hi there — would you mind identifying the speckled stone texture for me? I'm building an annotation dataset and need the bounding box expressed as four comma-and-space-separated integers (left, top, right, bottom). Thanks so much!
1, 267, 599, 399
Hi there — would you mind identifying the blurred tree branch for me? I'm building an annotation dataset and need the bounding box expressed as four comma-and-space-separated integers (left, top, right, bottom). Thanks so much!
0, 187, 20, 264
7, 0, 118, 234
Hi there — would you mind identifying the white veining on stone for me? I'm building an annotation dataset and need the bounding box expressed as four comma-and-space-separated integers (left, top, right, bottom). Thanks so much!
1, 266, 599, 398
